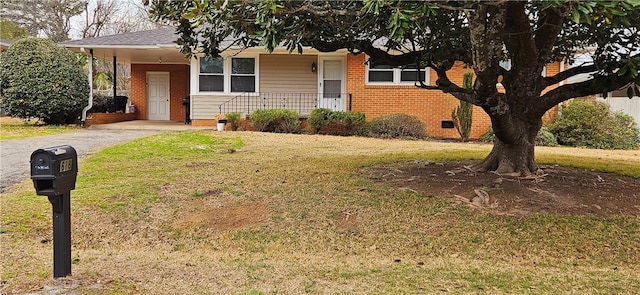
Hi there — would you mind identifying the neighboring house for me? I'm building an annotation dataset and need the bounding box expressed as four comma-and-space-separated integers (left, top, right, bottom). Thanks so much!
61, 27, 565, 138
0, 39, 11, 53
597, 87, 640, 129
567, 54, 640, 128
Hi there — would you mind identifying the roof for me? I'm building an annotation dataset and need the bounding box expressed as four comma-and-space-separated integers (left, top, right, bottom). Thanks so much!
59, 27, 188, 64
59, 26, 343, 64
60, 26, 179, 47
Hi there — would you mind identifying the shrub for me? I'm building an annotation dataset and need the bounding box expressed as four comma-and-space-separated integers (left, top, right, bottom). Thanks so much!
0, 38, 89, 124
548, 100, 639, 150
225, 112, 242, 131
369, 113, 427, 139
250, 109, 300, 133
480, 127, 495, 143
328, 111, 367, 136
536, 127, 558, 146
308, 108, 333, 134
479, 126, 558, 147
89, 93, 113, 113
307, 109, 368, 136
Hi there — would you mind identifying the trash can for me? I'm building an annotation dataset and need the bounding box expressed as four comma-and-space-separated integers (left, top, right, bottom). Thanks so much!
182, 96, 191, 124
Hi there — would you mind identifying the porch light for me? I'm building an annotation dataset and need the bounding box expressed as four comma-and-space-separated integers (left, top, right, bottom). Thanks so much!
311, 62, 317, 73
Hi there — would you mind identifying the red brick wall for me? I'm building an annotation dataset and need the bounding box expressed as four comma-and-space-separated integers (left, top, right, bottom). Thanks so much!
130, 64, 190, 121
85, 113, 137, 125
346, 54, 491, 138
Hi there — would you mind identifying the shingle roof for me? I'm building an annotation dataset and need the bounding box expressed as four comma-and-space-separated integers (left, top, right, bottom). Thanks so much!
60, 26, 178, 47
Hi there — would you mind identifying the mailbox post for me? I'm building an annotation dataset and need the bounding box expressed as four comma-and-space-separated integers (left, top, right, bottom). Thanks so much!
30, 145, 78, 278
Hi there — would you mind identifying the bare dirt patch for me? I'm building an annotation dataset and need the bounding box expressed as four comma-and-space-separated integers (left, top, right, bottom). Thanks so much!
177, 199, 269, 232
365, 160, 640, 216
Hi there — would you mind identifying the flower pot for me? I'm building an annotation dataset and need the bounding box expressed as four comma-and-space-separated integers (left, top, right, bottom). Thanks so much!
217, 119, 227, 131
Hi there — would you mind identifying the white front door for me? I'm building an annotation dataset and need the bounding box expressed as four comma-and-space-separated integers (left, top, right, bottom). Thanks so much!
147, 72, 170, 120
319, 57, 346, 111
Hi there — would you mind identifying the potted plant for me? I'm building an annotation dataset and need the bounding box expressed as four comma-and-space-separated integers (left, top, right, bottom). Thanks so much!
214, 114, 227, 131
225, 112, 242, 131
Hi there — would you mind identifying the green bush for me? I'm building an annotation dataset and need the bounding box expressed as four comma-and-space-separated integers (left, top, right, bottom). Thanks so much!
548, 100, 639, 150
89, 93, 113, 113
328, 111, 367, 136
369, 113, 427, 139
479, 126, 558, 147
308, 108, 333, 133
480, 127, 495, 143
307, 109, 367, 136
0, 38, 89, 124
225, 112, 242, 131
250, 109, 300, 133
536, 127, 558, 146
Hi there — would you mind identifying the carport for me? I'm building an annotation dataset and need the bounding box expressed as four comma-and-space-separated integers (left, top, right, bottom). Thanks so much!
59, 27, 190, 124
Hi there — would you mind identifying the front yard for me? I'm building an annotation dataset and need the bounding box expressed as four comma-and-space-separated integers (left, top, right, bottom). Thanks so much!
1, 131, 639, 294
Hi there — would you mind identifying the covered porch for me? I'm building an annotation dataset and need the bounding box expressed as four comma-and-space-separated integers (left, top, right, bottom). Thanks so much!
60, 27, 191, 124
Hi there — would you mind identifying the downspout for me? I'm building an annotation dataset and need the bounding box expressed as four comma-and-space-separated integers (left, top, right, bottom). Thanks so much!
81, 48, 94, 126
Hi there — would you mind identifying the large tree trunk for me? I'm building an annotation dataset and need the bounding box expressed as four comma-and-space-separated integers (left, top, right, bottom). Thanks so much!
473, 115, 542, 177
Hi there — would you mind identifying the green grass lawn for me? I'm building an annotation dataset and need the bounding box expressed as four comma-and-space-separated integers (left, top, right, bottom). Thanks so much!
0, 117, 77, 140
1, 131, 639, 294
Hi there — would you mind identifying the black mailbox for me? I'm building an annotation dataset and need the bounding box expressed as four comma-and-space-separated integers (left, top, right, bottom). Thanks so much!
30, 145, 77, 278
31, 145, 78, 197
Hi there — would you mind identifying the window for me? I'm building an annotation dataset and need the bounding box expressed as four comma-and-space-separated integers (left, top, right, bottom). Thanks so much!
231, 58, 256, 92
400, 65, 427, 83
368, 63, 394, 83
199, 56, 223, 92
366, 61, 429, 85
198, 56, 257, 93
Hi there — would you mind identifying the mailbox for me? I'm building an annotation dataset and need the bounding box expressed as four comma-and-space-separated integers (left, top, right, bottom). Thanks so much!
30, 145, 78, 197
30, 145, 77, 278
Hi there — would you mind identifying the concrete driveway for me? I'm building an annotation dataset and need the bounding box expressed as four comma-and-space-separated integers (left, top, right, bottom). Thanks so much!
0, 121, 212, 192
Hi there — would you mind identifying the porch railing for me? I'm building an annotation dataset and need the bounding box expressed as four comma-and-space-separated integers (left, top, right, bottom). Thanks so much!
218, 92, 353, 117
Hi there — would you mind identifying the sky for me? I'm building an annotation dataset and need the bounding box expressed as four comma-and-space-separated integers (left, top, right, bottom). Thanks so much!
68, 0, 150, 40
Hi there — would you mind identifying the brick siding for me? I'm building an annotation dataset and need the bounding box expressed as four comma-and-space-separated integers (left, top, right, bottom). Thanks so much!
130, 64, 190, 121
347, 54, 491, 138
85, 113, 137, 126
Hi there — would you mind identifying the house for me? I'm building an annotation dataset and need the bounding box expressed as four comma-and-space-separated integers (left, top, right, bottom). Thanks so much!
61, 27, 567, 138
0, 39, 11, 52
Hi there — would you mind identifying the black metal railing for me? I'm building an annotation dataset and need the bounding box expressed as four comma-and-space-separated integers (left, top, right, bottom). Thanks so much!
218, 92, 353, 117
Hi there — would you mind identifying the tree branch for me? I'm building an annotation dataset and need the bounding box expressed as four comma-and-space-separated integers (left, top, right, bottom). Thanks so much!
539, 75, 632, 112
542, 63, 598, 87
534, 6, 567, 64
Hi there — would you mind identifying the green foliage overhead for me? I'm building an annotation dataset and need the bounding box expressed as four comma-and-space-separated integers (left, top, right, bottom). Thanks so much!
548, 100, 639, 150
0, 38, 89, 125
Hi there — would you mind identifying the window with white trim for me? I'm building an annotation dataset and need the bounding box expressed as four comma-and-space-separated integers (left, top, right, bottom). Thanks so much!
198, 56, 257, 93
366, 61, 429, 85
231, 58, 256, 92
199, 56, 224, 92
